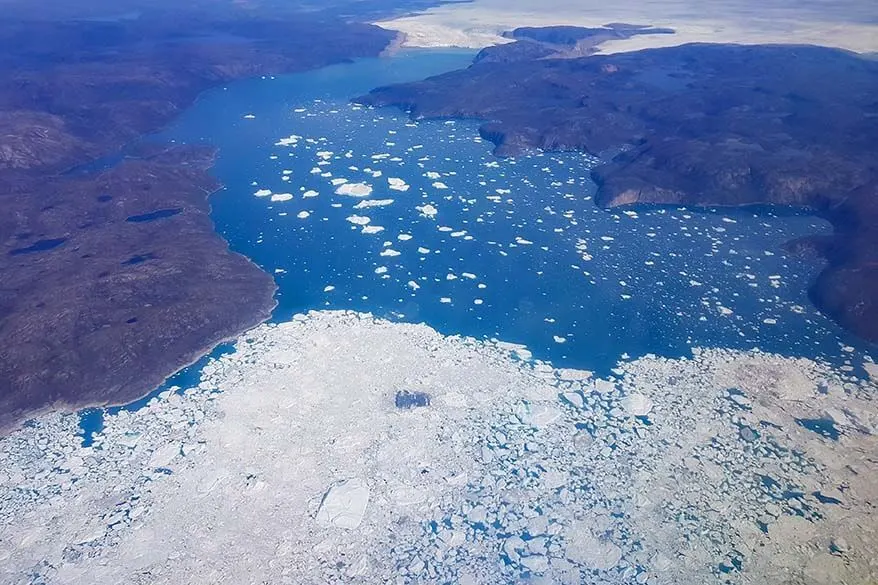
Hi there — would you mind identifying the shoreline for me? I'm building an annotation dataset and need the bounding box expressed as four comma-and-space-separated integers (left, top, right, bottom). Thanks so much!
0, 17, 398, 433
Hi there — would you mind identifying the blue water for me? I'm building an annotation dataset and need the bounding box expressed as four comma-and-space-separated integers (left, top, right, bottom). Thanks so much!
79, 49, 873, 438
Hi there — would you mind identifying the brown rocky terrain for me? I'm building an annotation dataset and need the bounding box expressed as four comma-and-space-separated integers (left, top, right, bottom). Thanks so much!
359, 41, 878, 342
0, 1, 449, 430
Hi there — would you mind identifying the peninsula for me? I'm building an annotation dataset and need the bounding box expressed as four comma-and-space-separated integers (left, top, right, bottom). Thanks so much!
359, 39, 878, 342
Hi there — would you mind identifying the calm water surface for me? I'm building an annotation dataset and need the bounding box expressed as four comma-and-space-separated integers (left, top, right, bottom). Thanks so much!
152, 49, 873, 373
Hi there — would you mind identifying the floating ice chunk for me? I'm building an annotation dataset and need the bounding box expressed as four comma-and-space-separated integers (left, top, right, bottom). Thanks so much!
763, 318, 777, 325
346, 215, 371, 226
440, 297, 451, 303
293, 107, 306, 113
310, 167, 322, 174
718, 305, 733, 316
397, 234, 413, 241
374, 266, 388, 275
316, 151, 334, 160
416, 204, 438, 219
417, 247, 430, 254
407, 280, 420, 290
336, 183, 373, 197
575, 239, 592, 261
243, 114, 256, 119
353, 199, 394, 209
148, 443, 181, 468
461, 273, 476, 280
282, 170, 293, 176
553, 336, 566, 344
331, 178, 348, 186
446, 273, 457, 281
323, 285, 335, 292
388, 178, 410, 192
275, 136, 300, 146
621, 393, 653, 416
567, 525, 623, 570
302, 190, 319, 198
380, 248, 400, 256
473, 299, 483, 305
315, 478, 370, 530
517, 402, 561, 427
424, 171, 441, 179
297, 211, 310, 219
515, 237, 533, 245
496, 341, 532, 361
270, 193, 293, 202
254, 189, 272, 197
432, 181, 448, 190
362, 225, 384, 234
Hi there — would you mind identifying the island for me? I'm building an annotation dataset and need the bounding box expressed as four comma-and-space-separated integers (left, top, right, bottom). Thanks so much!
358, 38, 878, 343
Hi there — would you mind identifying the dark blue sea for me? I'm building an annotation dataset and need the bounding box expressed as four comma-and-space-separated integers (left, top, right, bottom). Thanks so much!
81, 49, 871, 439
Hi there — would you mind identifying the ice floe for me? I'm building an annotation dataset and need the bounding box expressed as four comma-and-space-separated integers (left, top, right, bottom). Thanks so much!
335, 182, 373, 197
388, 178, 410, 192
346, 215, 371, 226
353, 199, 394, 209
416, 204, 438, 219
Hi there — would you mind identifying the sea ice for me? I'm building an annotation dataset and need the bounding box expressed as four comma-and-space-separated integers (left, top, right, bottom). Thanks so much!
336, 183, 373, 197
315, 479, 370, 530
353, 199, 394, 209
388, 178, 410, 192
346, 215, 371, 226
416, 204, 438, 219
0, 313, 873, 585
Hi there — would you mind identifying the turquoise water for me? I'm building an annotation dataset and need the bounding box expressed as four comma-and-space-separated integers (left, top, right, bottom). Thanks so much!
80, 49, 873, 441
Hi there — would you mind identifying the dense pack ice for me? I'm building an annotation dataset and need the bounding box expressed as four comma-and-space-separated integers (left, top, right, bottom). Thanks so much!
1, 311, 876, 585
